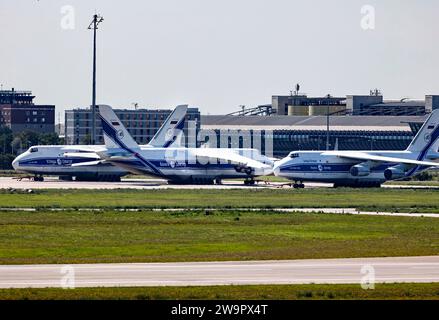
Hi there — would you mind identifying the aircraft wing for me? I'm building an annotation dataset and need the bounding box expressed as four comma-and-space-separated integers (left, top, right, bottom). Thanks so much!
61, 146, 106, 153
323, 151, 439, 167
62, 152, 101, 160
192, 148, 271, 169
71, 160, 105, 167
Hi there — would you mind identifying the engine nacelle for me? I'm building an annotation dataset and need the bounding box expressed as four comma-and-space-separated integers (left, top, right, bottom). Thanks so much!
234, 165, 254, 175
350, 164, 371, 177
384, 166, 406, 181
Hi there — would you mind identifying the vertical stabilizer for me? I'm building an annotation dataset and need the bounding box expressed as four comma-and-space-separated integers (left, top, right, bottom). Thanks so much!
148, 105, 188, 148
98, 105, 139, 151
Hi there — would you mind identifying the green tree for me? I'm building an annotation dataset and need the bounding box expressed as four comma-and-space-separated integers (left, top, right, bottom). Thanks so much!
80, 134, 92, 145
39, 132, 63, 145
16, 131, 40, 150
0, 126, 13, 155
0, 154, 15, 170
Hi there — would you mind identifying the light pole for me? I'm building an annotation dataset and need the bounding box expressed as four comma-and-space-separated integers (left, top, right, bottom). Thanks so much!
326, 95, 331, 151
88, 14, 104, 145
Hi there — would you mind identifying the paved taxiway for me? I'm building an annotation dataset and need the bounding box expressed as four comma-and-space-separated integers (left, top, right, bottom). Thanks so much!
1, 177, 438, 190
1, 177, 272, 190
0, 256, 438, 288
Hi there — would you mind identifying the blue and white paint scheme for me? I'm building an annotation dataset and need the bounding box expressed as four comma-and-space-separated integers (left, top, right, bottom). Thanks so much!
98, 105, 274, 184
274, 110, 439, 188
11, 105, 189, 181
12, 145, 125, 181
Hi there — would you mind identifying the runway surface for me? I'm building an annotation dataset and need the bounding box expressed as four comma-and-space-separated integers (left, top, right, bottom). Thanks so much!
1, 256, 439, 288
1, 177, 438, 190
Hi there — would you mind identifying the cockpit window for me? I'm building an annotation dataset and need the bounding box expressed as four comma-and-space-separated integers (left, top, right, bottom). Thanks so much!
29, 147, 38, 153
289, 153, 299, 158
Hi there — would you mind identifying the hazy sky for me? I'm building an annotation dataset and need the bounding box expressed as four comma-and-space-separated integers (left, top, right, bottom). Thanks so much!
1, 0, 438, 120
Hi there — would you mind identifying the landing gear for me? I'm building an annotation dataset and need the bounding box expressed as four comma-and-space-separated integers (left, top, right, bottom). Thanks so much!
215, 178, 222, 185
34, 175, 44, 182
244, 178, 255, 186
188, 177, 214, 185
293, 182, 305, 189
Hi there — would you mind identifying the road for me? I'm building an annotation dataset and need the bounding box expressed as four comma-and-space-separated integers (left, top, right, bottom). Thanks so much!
1, 177, 438, 190
1, 256, 438, 288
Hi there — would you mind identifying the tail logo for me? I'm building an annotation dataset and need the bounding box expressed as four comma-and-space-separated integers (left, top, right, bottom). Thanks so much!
165, 128, 175, 141
117, 130, 124, 139
424, 133, 431, 142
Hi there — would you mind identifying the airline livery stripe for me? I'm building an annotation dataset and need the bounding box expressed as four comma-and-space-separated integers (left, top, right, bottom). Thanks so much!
100, 115, 163, 176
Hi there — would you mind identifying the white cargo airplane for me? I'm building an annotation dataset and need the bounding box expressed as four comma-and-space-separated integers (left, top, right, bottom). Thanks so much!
97, 105, 274, 184
274, 109, 439, 188
12, 105, 189, 181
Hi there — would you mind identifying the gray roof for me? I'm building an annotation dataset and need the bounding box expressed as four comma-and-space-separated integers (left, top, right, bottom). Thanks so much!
201, 115, 427, 132
370, 101, 425, 107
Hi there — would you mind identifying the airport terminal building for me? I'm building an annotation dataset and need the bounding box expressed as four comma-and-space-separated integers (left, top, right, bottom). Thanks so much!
271, 92, 439, 116
201, 115, 424, 158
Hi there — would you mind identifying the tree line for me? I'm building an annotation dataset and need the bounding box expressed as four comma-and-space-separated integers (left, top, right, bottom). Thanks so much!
0, 126, 64, 170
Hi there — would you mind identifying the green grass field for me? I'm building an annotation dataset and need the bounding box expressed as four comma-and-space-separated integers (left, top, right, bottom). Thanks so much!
1, 188, 438, 300
1, 283, 439, 300
1, 210, 439, 264
1, 188, 439, 212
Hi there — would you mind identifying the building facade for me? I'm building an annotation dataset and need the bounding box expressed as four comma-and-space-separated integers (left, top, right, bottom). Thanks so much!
65, 107, 201, 146
0, 89, 55, 133
272, 94, 346, 116
271, 90, 439, 116
201, 115, 423, 158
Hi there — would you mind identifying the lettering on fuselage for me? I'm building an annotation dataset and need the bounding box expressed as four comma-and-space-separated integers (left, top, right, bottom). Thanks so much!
23, 158, 74, 166
159, 161, 187, 168
287, 165, 332, 172
47, 159, 73, 166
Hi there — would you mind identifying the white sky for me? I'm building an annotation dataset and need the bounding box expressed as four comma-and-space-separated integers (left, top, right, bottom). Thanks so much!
1, 0, 438, 121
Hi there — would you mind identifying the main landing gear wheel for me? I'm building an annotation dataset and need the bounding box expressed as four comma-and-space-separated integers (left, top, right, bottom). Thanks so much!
293, 183, 305, 189
244, 179, 255, 186
34, 176, 44, 182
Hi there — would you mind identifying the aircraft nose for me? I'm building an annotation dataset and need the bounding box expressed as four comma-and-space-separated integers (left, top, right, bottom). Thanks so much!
12, 157, 19, 170
273, 165, 281, 176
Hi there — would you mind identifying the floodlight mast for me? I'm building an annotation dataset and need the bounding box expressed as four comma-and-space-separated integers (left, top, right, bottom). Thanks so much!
88, 14, 104, 145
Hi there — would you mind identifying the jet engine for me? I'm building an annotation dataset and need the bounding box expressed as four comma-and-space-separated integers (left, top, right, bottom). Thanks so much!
350, 163, 371, 177
384, 165, 406, 180
234, 165, 254, 175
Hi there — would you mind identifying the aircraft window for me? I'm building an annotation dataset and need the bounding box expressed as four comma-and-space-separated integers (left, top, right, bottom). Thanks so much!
289, 153, 299, 158
30, 147, 38, 153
